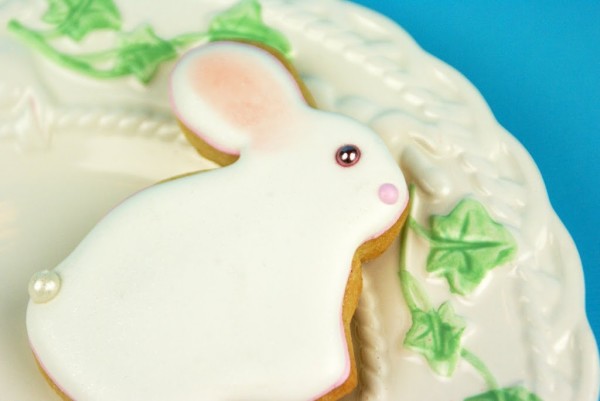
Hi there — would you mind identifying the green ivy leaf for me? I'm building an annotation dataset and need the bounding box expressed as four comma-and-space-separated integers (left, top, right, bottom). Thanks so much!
425, 199, 517, 295
42, 0, 72, 25
404, 302, 466, 377
42, 0, 121, 41
113, 25, 177, 83
208, 0, 292, 59
464, 386, 543, 401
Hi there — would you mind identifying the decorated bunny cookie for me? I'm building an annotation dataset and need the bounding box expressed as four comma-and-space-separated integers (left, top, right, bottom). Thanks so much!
27, 42, 409, 401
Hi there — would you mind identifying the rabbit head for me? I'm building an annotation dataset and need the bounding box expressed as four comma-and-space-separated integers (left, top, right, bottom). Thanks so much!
170, 42, 408, 243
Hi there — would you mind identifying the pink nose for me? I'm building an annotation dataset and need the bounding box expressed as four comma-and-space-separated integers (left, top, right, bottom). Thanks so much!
378, 183, 399, 205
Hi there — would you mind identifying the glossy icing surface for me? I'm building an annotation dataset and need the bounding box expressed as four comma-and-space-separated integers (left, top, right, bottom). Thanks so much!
26, 42, 408, 400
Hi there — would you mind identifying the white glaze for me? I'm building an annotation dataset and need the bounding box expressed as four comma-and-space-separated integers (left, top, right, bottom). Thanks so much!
26, 42, 408, 401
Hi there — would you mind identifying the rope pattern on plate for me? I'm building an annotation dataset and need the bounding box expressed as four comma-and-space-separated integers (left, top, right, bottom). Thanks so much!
54, 107, 182, 142
354, 273, 387, 401
0, 101, 186, 147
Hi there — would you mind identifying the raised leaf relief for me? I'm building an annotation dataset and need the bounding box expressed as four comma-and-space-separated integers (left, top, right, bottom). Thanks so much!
404, 300, 466, 377
208, 0, 292, 58
113, 26, 177, 83
410, 198, 517, 295
43, 0, 121, 40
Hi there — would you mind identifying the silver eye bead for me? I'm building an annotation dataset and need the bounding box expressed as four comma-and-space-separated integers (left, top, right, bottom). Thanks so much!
336, 145, 361, 167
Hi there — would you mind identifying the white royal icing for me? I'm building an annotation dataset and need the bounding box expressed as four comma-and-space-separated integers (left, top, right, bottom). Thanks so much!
27, 42, 408, 401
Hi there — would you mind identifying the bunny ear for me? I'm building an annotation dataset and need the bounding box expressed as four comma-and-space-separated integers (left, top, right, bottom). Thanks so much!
169, 42, 308, 160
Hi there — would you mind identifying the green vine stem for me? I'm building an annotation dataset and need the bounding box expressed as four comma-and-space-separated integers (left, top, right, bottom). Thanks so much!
407, 215, 432, 241
399, 270, 433, 312
399, 190, 433, 312
399, 186, 429, 311
461, 348, 499, 391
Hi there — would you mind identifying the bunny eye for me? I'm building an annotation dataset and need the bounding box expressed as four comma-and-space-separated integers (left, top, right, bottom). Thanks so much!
335, 145, 361, 167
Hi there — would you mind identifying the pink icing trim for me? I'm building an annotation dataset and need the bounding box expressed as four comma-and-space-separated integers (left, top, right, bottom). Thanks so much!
29, 340, 77, 401
312, 304, 352, 400
334, 317, 352, 386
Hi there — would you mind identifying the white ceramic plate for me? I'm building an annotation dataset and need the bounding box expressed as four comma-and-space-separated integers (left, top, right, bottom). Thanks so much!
1, 1, 598, 400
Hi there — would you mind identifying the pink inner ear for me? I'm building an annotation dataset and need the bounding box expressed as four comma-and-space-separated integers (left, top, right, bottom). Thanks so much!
189, 51, 291, 133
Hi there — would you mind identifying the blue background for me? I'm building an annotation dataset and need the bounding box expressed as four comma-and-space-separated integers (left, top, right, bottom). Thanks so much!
351, 1, 599, 354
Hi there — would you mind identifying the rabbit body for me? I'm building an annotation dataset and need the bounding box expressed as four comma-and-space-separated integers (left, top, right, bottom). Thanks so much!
27, 43, 408, 401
